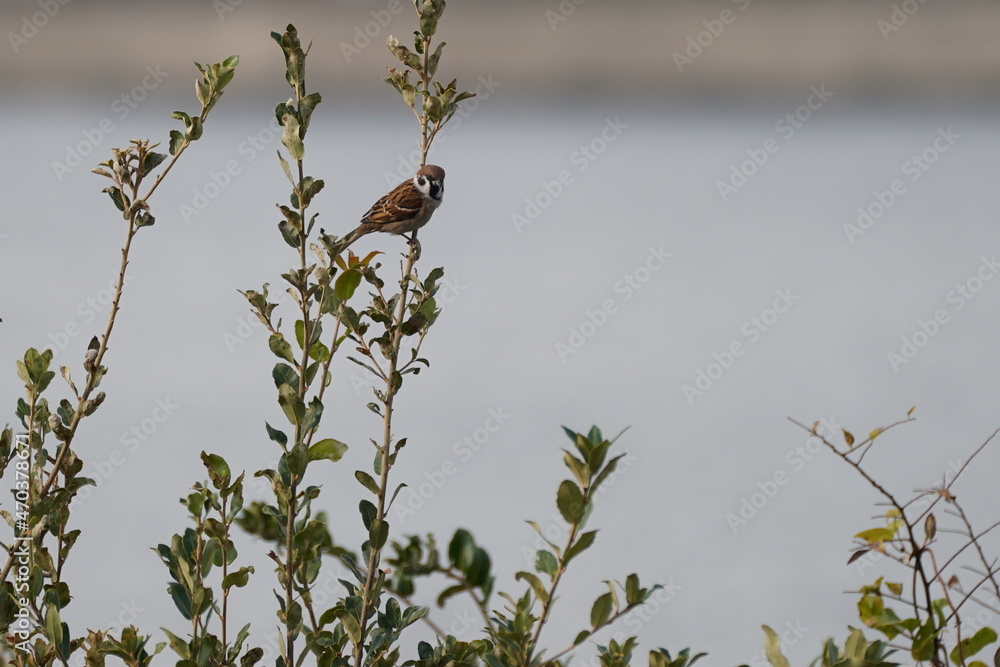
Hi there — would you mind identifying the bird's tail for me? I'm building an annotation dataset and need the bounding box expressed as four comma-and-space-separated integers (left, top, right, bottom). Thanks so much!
333, 226, 366, 257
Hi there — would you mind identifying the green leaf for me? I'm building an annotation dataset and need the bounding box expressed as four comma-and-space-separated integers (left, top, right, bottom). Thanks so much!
427, 41, 446, 77
400, 312, 427, 336
168, 582, 193, 620
277, 383, 305, 425
535, 550, 559, 579
341, 554, 365, 583
466, 548, 491, 586
590, 592, 613, 628
912, 617, 938, 661
563, 450, 590, 489
369, 519, 389, 549
386, 35, 423, 69
624, 573, 648, 605
335, 269, 363, 301
161, 627, 191, 660
104, 186, 127, 212
387, 482, 407, 509
134, 210, 155, 227
592, 453, 626, 493
844, 627, 864, 658
515, 571, 549, 604
217, 66, 236, 92
265, 422, 288, 447
222, 566, 255, 590
299, 92, 322, 130
359, 500, 377, 531
384, 597, 402, 628
423, 267, 445, 289
201, 451, 231, 489
292, 177, 324, 210
417, 642, 434, 660
269, 334, 295, 363
762, 625, 791, 667
950, 627, 998, 663
419, 14, 438, 40
141, 151, 167, 177
556, 480, 586, 524
308, 438, 348, 463
449, 529, 476, 569
187, 116, 204, 141
294, 319, 307, 348
196, 78, 210, 106
435, 583, 466, 608
281, 114, 304, 160
44, 604, 63, 648
15, 360, 30, 385
338, 608, 362, 644
277, 151, 294, 186
564, 530, 598, 565
587, 439, 611, 473
525, 520, 562, 553
169, 129, 186, 156
272, 363, 299, 390
355, 470, 380, 495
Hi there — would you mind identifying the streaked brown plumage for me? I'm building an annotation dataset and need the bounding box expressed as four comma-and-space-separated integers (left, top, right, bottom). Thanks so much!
342, 165, 445, 250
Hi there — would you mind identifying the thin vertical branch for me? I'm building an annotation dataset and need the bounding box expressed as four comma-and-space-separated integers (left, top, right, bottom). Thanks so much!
354, 239, 420, 667
285, 72, 309, 667
525, 520, 580, 665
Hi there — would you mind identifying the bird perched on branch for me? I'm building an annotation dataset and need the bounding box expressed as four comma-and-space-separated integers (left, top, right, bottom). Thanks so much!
339, 165, 445, 254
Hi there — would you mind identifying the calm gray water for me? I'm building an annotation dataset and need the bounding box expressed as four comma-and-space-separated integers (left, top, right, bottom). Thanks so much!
4, 98, 1000, 665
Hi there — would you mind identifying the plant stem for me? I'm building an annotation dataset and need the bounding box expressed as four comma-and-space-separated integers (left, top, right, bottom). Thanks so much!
526, 518, 581, 665
220, 495, 230, 656
545, 605, 638, 665
285, 140, 310, 667
440, 569, 492, 631
2, 134, 203, 587
351, 32, 438, 662
0, 216, 138, 587
354, 241, 419, 667
789, 417, 945, 662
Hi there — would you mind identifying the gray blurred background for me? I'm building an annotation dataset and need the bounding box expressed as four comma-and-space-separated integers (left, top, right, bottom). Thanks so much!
3, 1, 1000, 665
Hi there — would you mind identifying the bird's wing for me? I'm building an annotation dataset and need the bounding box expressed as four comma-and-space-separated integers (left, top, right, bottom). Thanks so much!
361, 182, 423, 225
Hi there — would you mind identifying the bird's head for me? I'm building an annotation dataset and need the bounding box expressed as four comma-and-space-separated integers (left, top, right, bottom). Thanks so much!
414, 164, 445, 203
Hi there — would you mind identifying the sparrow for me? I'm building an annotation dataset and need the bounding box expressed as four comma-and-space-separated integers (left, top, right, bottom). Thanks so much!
340, 165, 445, 253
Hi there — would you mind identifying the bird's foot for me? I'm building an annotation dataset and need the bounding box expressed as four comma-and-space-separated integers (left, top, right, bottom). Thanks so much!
407, 236, 422, 261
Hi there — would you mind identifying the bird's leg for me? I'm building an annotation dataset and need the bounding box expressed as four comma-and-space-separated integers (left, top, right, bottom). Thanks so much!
405, 234, 422, 261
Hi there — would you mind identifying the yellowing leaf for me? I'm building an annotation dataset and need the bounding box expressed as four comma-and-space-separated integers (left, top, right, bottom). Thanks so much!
855, 527, 896, 543
762, 625, 791, 667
